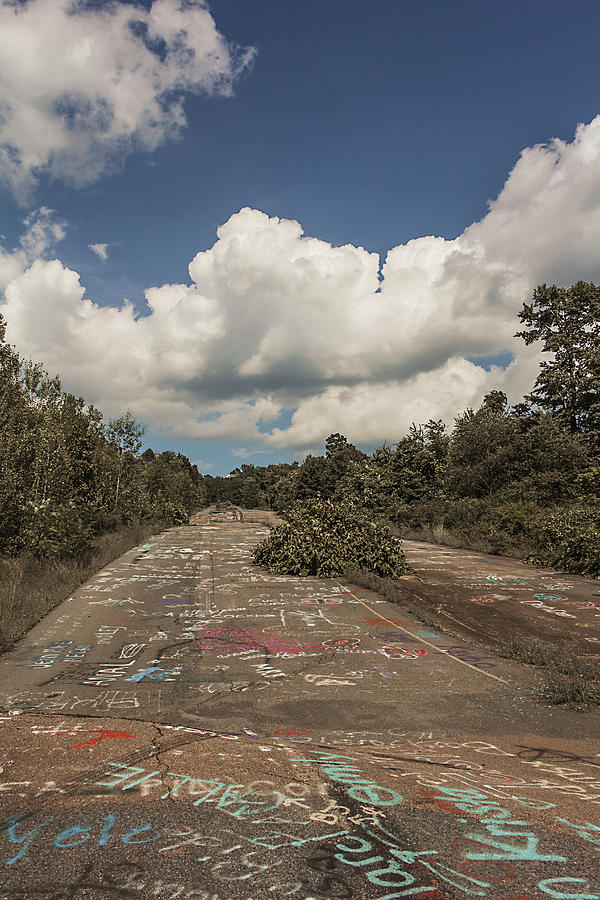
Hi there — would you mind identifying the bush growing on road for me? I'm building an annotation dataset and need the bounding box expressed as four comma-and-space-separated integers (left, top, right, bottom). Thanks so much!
252, 498, 409, 578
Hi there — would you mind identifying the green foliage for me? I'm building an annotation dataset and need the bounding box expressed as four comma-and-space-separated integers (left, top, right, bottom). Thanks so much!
0, 313, 206, 559
527, 506, 600, 577
476, 501, 545, 555
448, 394, 587, 504
23, 503, 95, 558
516, 280, 600, 438
207, 375, 599, 577
203, 462, 298, 509
252, 498, 409, 578
5, 273, 600, 580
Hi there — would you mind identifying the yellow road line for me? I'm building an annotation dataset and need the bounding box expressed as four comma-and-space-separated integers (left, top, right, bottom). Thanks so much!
334, 580, 507, 684
437, 609, 482, 634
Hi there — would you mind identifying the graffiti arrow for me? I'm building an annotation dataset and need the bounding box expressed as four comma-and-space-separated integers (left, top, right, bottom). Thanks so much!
67, 729, 134, 749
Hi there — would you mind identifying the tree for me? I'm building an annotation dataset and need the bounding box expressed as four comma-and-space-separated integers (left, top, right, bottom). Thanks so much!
515, 281, 600, 437
448, 392, 587, 504
106, 411, 145, 510
325, 433, 349, 457
447, 392, 518, 499
390, 421, 449, 503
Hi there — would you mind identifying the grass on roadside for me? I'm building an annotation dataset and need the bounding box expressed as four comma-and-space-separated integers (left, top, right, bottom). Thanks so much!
393, 523, 538, 560
497, 637, 600, 705
0, 520, 168, 654
344, 567, 441, 632
394, 524, 497, 554
347, 568, 600, 707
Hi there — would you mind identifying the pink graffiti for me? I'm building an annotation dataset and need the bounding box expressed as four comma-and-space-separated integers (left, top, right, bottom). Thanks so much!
194, 626, 323, 655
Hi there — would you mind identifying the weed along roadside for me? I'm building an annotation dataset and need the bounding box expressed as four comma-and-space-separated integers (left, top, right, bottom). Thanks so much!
346, 544, 600, 708
0, 521, 175, 656
0, 512, 598, 897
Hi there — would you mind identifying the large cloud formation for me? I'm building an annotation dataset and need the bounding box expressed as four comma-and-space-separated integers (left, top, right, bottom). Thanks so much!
0, 0, 255, 198
3, 117, 600, 451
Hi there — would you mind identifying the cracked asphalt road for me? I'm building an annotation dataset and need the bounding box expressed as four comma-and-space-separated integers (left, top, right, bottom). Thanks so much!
0, 512, 598, 899
391, 540, 600, 656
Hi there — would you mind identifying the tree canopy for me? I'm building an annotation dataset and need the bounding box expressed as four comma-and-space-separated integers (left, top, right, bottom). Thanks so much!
516, 281, 600, 439
0, 314, 205, 558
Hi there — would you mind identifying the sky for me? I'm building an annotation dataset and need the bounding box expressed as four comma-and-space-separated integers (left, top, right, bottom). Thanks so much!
2, 0, 600, 475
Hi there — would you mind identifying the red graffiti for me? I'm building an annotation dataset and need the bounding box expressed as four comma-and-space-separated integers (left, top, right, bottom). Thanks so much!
321, 637, 361, 649
195, 626, 323, 655
382, 646, 427, 659
420, 788, 458, 813
67, 729, 134, 750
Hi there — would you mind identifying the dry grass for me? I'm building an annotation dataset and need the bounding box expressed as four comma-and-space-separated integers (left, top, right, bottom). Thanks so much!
344, 566, 441, 631
498, 637, 600, 706
395, 524, 501, 555
0, 521, 165, 654
346, 568, 600, 707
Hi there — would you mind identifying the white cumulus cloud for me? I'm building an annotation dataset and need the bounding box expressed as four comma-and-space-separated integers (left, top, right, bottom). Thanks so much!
89, 243, 110, 261
0, 0, 255, 199
3, 118, 600, 451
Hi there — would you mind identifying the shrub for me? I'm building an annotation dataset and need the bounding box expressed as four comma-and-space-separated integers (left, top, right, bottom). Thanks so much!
527, 505, 600, 576
161, 501, 190, 526
252, 498, 409, 578
215, 499, 236, 510
23, 502, 95, 558
477, 501, 544, 555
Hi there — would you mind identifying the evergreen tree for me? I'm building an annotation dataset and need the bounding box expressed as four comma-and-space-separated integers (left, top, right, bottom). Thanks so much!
515, 281, 600, 438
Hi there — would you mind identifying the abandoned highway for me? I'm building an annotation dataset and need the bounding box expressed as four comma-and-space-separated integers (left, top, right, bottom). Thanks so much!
0, 510, 598, 899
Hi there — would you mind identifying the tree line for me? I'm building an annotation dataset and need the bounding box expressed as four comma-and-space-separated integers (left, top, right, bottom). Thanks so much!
204, 282, 600, 576
2, 280, 599, 574
0, 313, 205, 559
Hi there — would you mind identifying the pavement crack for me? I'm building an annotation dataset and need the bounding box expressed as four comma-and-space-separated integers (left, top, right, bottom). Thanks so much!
149, 723, 172, 797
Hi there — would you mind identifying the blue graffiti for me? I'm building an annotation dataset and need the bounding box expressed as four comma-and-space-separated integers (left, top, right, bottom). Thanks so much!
125, 665, 181, 682
4, 813, 161, 865
538, 878, 599, 899
300, 750, 404, 807
434, 786, 566, 863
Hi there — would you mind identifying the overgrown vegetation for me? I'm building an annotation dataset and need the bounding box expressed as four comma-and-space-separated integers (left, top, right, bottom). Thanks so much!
207, 281, 600, 579
0, 312, 207, 650
0, 312, 205, 561
0, 521, 162, 653
2, 280, 599, 653
343, 567, 441, 630
253, 498, 409, 578
498, 637, 600, 705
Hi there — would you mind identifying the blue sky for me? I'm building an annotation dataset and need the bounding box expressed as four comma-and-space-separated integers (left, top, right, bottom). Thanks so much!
2, 0, 600, 474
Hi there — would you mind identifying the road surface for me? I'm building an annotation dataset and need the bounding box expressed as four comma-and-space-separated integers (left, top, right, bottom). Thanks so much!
395, 540, 600, 656
0, 512, 598, 899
